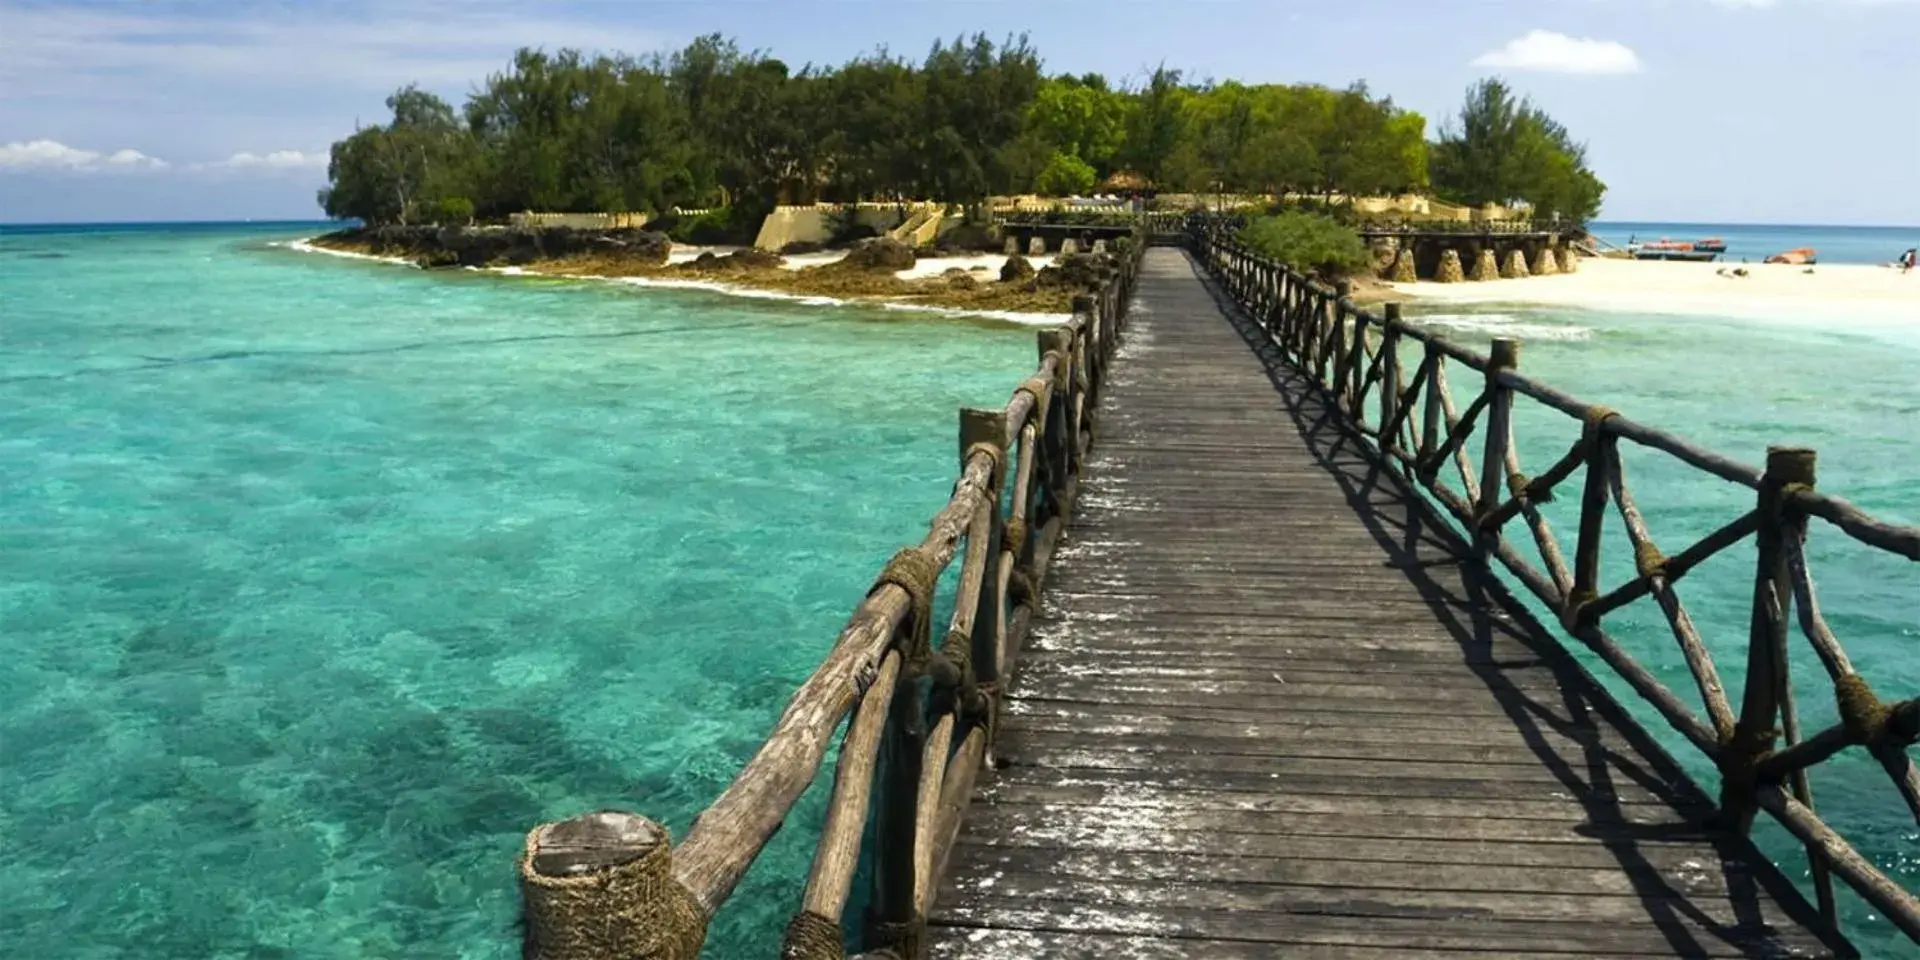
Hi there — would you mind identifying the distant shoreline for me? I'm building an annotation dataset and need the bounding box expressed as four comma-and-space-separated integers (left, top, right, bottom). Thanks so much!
1390, 257, 1920, 321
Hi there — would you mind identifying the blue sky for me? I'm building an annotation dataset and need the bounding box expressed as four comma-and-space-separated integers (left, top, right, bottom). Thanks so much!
1, 0, 1915, 225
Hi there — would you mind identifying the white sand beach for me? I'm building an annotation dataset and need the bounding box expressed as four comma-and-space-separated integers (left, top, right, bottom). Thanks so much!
1390, 258, 1920, 321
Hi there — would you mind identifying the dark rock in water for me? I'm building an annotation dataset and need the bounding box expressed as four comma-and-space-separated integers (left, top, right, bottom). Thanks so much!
941, 266, 971, 278
683, 248, 783, 273
1000, 255, 1036, 283
363, 225, 672, 269
780, 240, 826, 256
840, 237, 915, 271
1034, 252, 1115, 290
946, 272, 979, 290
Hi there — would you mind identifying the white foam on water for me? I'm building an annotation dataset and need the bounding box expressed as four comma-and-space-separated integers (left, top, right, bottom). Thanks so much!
278, 238, 418, 267
1413, 312, 1594, 341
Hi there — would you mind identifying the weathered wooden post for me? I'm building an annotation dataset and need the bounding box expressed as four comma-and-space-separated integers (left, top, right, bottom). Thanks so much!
1327, 285, 1350, 404
1476, 338, 1520, 548
1380, 304, 1404, 441
868, 645, 926, 956
1723, 446, 1816, 833
960, 407, 1008, 759
1568, 405, 1616, 621
520, 812, 707, 960
1419, 341, 1444, 465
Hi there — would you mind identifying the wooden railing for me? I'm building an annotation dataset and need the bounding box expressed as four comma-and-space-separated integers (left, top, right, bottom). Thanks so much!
1187, 219, 1920, 946
1354, 217, 1581, 237
513, 231, 1148, 960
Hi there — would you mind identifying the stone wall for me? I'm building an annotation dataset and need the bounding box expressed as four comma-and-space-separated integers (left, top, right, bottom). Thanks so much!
752, 203, 919, 251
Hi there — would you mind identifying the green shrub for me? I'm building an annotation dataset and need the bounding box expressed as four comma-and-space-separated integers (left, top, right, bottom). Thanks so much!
667, 207, 739, 245
1035, 151, 1097, 197
1237, 212, 1370, 279
428, 196, 474, 225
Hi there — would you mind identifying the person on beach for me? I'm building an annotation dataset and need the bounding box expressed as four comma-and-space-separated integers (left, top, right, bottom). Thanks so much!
1900, 248, 1917, 273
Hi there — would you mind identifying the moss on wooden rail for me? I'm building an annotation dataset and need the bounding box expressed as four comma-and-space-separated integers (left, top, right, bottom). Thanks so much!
1189, 217, 1920, 948
517, 227, 1148, 959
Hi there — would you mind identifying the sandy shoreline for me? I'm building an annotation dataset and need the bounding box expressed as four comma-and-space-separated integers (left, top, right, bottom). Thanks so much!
280, 239, 1073, 326
1390, 257, 1920, 321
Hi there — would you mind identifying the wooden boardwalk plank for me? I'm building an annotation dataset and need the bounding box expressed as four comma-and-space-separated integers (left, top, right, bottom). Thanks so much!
926, 248, 1845, 958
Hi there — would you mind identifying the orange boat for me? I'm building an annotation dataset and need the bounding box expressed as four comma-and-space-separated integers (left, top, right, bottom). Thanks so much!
1765, 248, 1817, 265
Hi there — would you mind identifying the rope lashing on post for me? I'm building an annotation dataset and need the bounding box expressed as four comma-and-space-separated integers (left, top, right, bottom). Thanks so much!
1507, 470, 1529, 498
1836, 674, 1897, 745
1001, 517, 1028, 557
963, 441, 1007, 496
1006, 568, 1036, 610
1583, 404, 1618, 435
779, 910, 845, 960
868, 920, 921, 960
1635, 541, 1668, 580
519, 828, 707, 960
1014, 374, 1051, 429
871, 546, 940, 664
1717, 721, 1781, 806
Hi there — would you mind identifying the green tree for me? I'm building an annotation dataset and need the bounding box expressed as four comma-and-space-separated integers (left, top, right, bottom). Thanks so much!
1431, 78, 1604, 220
1034, 151, 1097, 196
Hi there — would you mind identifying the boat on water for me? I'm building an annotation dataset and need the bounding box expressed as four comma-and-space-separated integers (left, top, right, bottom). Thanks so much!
1629, 238, 1721, 262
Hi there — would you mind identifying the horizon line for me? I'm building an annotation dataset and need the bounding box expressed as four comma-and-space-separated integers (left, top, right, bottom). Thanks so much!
4, 216, 1917, 231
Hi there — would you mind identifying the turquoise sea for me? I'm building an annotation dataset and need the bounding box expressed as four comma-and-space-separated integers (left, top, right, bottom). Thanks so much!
2, 221, 1916, 957
1591, 220, 1919, 266
0, 223, 1033, 957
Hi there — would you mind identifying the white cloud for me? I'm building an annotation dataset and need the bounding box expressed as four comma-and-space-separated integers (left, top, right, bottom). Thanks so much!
1473, 30, 1643, 75
205, 150, 329, 171
0, 139, 166, 171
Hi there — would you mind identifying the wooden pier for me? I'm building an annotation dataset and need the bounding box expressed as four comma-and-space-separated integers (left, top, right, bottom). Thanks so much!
515, 222, 1920, 959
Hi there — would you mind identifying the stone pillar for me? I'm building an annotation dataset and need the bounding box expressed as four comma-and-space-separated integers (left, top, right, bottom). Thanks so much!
1059, 237, 1080, 256
1530, 246, 1560, 276
1557, 243, 1578, 273
1470, 248, 1500, 282
1435, 248, 1466, 283
1502, 248, 1530, 279
1091, 239, 1108, 254
1390, 250, 1417, 283
1028, 236, 1047, 257
1004, 235, 1019, 256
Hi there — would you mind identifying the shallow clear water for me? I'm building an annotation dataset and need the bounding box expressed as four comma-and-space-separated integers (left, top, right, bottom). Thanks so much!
1408, 301, 1920, 957
0, 224, 1032, 957
4, 223, 1917, 957
1591, 220, 1919, 266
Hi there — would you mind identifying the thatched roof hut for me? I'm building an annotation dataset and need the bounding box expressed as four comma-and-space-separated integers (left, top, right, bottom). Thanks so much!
1101, 170, 1152, 194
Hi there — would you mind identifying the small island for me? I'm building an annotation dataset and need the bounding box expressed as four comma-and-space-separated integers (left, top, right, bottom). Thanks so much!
307, 35, 1605, 315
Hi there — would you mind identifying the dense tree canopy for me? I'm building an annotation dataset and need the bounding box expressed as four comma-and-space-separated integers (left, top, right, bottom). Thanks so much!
321, 36, 1605, 227
1430, 78, 1605, 221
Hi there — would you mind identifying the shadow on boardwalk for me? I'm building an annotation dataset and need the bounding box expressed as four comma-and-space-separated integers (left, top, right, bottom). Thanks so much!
929, 248, 1846, 958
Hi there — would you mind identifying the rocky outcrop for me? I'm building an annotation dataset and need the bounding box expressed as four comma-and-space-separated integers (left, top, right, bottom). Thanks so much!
357, 225, 672, 269
839, 237, 916, 271
1502, 249, 1530, 279
1034, 252, 1114, 291
682, 248, 783, 273
1470, 248, 1500, 282
1435, 249, 1465, 283
946, 272, 979, 290
1530, 246, 1560, 276
1000, 255, 1036, 283
1389, 250, 1417, 283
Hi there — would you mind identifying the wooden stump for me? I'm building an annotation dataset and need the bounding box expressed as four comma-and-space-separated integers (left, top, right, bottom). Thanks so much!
1502, 249, 1530, 279
1390, 249, 1417, 283
521, 812, 707, 960
1530, 246, 1560, 276
1435, 249, 1465, 283
1470, 248, 1500, 282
